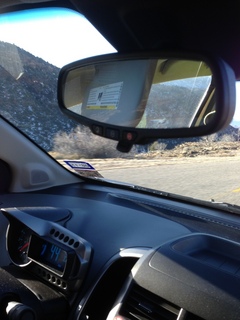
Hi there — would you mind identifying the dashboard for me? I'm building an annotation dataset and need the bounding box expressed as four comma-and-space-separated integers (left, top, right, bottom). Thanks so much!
0, 182, 240, 319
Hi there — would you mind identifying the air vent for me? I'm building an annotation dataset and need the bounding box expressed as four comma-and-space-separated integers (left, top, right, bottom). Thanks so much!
118, 284, 203, 320
119, 284, 180, 320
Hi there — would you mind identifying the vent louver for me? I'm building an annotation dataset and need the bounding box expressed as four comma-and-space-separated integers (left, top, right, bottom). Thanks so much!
118, 284, 203, 320
119, 284, 180, 320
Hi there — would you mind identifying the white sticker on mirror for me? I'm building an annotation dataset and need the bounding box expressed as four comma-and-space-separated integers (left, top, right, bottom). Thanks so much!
86, 82, 123, 110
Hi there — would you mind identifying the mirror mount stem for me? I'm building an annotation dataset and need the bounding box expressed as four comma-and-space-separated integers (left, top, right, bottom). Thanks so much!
117, 141, 133, 153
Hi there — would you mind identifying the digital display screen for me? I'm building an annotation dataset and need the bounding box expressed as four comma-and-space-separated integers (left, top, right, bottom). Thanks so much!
28, 235, 67, 275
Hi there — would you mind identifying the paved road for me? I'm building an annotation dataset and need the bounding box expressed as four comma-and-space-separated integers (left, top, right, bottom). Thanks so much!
97, 156, 240, 205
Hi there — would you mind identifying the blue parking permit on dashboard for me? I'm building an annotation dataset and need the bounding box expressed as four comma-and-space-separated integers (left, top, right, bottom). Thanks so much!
64, 160, 95, 170
63, 160, 103, 178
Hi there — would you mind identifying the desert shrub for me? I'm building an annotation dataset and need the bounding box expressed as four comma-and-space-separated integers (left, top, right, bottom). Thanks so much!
52, 125, 137, 158
201, 133, 218, 142
219, 134, 236, 142
148, 141, 167, 152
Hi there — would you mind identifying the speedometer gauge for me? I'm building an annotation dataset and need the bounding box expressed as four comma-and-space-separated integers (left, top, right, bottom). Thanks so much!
6, 222, 32, 266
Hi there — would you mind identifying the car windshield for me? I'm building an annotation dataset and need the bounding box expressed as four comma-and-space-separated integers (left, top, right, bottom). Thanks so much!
1, 7, 240, 207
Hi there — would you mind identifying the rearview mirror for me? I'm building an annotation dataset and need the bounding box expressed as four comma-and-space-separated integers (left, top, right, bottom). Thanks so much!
58, 52, 236, 152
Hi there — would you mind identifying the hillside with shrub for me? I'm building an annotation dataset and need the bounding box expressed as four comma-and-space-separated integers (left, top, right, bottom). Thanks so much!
0, 41, 239, 159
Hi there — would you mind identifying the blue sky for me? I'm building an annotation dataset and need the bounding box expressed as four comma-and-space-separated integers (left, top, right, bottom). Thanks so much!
0, 8, 116, 68
235, 83, 240, 121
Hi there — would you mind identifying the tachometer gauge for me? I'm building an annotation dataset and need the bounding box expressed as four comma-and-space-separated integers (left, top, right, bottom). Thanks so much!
6, 223, 32, 266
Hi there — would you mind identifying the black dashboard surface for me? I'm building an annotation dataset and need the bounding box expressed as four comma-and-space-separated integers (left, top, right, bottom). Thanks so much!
0, 182, 191, 278
1, 181, 240, 319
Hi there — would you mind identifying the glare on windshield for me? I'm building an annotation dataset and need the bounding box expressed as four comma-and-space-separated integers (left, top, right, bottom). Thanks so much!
0, 7, 116, 68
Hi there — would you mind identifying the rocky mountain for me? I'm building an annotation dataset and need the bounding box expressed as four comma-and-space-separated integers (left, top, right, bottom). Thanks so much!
0, 41, 76, 151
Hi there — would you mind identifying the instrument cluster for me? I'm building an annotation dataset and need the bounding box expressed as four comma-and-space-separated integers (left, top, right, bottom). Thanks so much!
2, 207, 92, 292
